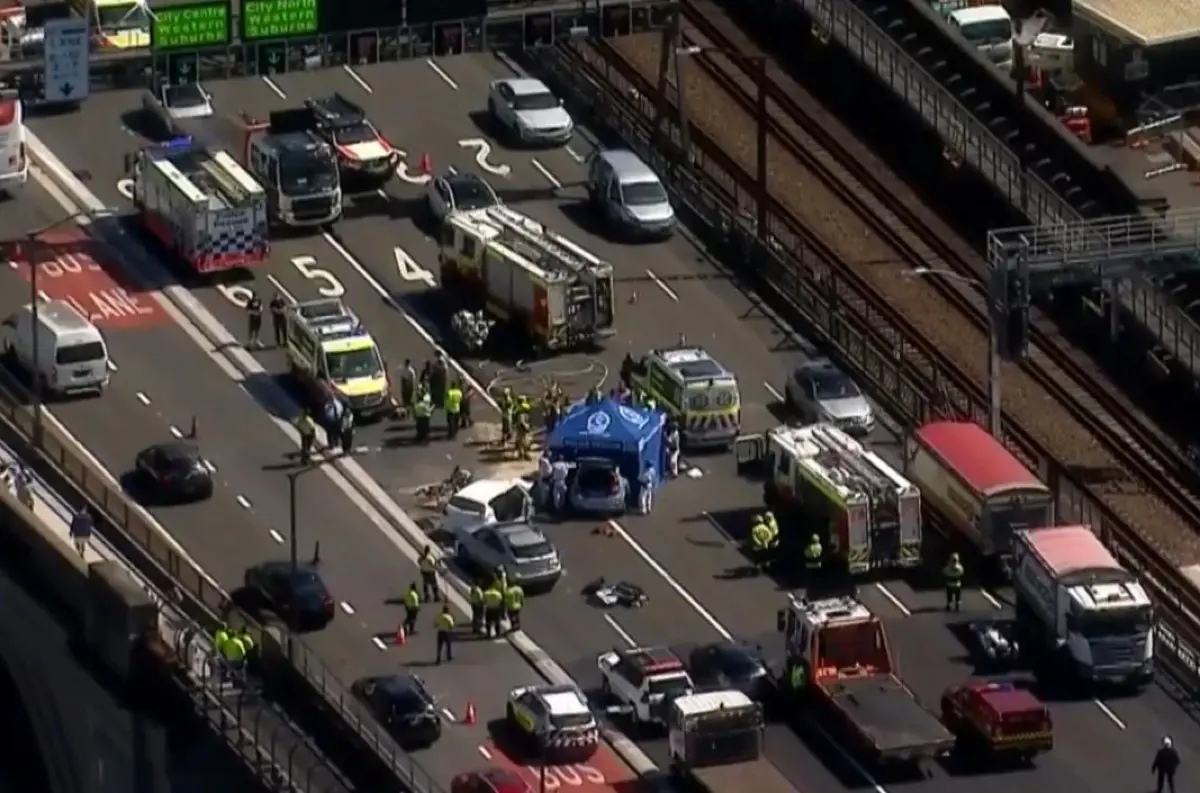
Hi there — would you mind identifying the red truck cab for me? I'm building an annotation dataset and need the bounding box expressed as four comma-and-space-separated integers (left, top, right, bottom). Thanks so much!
941, 681, 1053, 762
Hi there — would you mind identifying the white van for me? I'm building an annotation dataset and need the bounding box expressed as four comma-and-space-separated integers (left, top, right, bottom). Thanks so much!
947, 5, 1015, 68
442, 478, 532, 533
0, 88, 26, 194
2, 300, 110, 396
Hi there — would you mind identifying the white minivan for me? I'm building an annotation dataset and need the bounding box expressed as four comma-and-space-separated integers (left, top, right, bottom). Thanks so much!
2, 300, 110, 397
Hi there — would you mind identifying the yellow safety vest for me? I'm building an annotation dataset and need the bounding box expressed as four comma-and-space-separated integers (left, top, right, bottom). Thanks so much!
223, 636, 246, 662
483, 587, 503, 608
505, 586, 524, 611
296, 415, 315, 435
469, 585, 483, 604
445, 388, 463, 415
436, 611, 455, 631
403, 588, 421, 608
419, 551, 437, 573
751, 523, 771, 551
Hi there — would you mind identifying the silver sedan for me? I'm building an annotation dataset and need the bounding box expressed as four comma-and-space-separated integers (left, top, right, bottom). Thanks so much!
451, 520, 562, 592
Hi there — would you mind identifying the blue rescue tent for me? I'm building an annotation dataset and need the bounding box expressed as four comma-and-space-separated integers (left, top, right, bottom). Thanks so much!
548, 399, 664, 487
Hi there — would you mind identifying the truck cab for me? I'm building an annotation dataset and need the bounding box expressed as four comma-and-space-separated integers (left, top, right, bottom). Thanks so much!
242, 110, 341, 228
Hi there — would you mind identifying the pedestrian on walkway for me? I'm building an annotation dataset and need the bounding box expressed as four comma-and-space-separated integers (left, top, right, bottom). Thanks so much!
69, 506, 93, 557
269, 292, 288, 347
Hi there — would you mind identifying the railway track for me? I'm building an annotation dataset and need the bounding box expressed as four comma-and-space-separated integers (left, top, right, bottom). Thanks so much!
528, 18, 1200, 643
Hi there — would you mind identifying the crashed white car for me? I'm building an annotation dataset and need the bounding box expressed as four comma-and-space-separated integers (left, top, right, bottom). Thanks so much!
487, 77, 574, 146
141, 83, 213, 139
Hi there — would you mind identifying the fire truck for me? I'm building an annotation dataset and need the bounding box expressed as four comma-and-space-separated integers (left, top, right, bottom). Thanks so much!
124, 137, 269, 274
737, 423, 922, 573
438, 206, 616, 355
777, 595, 953, 764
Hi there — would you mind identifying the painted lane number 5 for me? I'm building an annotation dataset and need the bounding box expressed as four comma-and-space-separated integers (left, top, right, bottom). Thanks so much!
216, 256, 346, 308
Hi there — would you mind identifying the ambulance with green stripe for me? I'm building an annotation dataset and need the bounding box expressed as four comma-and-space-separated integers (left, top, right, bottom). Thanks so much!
737, 423, 922, 573
631, 346, 740, 449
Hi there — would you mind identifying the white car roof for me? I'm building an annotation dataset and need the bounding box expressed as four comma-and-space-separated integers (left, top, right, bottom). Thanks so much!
502, 78, 552, 96
543, 689, 590, 715
456, 478, 523, 506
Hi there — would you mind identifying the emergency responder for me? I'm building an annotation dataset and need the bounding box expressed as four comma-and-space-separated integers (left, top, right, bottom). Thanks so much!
339, 405, 355, 454
665, 424, 681, 478
445, 381, 463, 439
295, 411, 316, 465
804, 534, 823, 575
750, 516, 772, 566
551, 454, 570, 514
213, 622, 231, 658
620, 353, 635, 389
240, 628, 256, 664
482, 581, 504, 638
402, 582, 421, 636
1153, 735, 1179, 793
515, 410, 532, 460
500, 388, 515, 444
493, 565, 509, 594
543, 391, 560, 432
645, 396, 657, 411
765, 511, 779, 542
246, 292, 264, 348
505, 582, 525, 632
222, 630, 247, 681
398, 359, 416, 416
638, 463, 657, 514
413, 393, 432, 444
943, 552, 964, 611
418, 545, 439, 602
788, 661, 806, 692
435, 604, 456, 664
429, 355, 448, 409
269, 292, 288, 347
468, 583, 484, 634
518, 394, 532, 422
586, 385, 601, 405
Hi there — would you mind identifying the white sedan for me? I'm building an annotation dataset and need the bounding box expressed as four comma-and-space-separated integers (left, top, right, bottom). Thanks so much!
141, 83, 213, 139
487, 78, 574, 146
425, 170, 501, 222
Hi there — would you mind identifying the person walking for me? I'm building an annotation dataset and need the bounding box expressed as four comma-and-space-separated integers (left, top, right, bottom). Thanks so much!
1154, 736, 1180, 793
943, 552, 964, 612
504, 582, 524, 632
434, 605, 455, 664
295, 411, 317, 465
69, 506, 93, 557
269, 292, 288, 347
402, 582, 421, 637
482, 582, 504, 638
445, 381, 463, 439
418, 546, 439, 602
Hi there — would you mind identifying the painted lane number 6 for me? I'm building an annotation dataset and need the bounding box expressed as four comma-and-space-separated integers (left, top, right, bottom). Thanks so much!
217, 256, 345, 308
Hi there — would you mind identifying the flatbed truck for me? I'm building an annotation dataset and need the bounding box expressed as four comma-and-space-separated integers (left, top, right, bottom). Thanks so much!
777, 595, 954, 763
668, 690, 799, 793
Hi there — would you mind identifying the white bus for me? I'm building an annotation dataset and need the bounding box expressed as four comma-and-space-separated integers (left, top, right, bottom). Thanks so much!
0, 89, 27, 194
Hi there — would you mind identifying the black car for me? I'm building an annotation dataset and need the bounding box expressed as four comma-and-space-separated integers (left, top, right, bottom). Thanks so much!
135, 442, 213, 502
688, 640, 771, 701
243, 561, 335, 630
353, 674, 442, 748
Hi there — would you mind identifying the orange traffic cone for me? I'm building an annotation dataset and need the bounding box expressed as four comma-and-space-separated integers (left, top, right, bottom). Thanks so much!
418, 152, 432, 175
464, 701, 477, 725
393, 625, 407, 646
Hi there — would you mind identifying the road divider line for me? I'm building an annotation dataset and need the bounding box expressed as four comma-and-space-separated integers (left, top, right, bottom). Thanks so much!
262, 76, 286, 99
236, 495, 252, 510
1094, 700, 1126, 730
136, 392, 151, 406
602, 613, 636, 648
426, 59, 459, 90
763, 381, 784, 403
29, 126, 660, 779
269, 529, 285, 544
531, 158, 562, 189
168, 425, 183, 438
343, 64, 373, 93
979, 588, 1003, 609
873, 582, 912, 617
340, 601, 356, 616
372, 635, 388, 651
645, 269, 678, 302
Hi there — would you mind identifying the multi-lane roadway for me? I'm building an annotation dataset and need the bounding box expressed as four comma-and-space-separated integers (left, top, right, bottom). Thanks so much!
11, 50, 1200, 793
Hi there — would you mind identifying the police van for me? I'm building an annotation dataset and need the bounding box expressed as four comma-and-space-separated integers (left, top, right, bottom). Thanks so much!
284, 297, 392, 420
631, 347, 740, 450
2, 300, 110, 397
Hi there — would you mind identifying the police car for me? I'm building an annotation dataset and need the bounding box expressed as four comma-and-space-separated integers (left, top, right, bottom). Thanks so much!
285, 297, 393, 420
597, 645, 694, 728
631, 346, 741, 450
505, 683, 600, 760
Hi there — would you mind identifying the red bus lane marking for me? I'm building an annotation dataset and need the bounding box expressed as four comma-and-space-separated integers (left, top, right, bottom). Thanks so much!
7, 228, 167, 330
485, 740, 634, 793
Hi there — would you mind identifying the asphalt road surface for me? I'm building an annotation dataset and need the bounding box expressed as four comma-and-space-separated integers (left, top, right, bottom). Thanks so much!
18, 51, 1200, 793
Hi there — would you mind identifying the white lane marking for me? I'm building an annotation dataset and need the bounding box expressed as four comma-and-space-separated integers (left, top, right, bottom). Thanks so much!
645, 269, 678, 302
136, 392, 151, 406
319, 233, 498, 409
531, 158, 562, 189
604, 519, 890, 793
372, 635, 389, 651
980, 589, 1003, 609
107, 359, 118, 372
37, 290, 50, 303
202, 459, 217, 473
763, 381, 784, 403
269, 529, 285, 544
426, 59, 459, 90
266, 273, 297, 303
262, 76, 286, 99
477, 745, 492, 760
603, 613, 636, 648
339, 601, 356, 616
873, 582, 912, 617
1094, 700, 1126, 730
343, 64, 372, 93
447, 165, 458, 176
441, 707, 457, 722
6, 260, 14, 269
565, 145, 585, 163
236, 494, 253, 510
168, 425, 183, 438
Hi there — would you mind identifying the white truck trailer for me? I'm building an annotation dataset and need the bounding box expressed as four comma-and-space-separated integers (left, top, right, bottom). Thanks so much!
1012, 525, 1154, 687
125, 136, 270, 274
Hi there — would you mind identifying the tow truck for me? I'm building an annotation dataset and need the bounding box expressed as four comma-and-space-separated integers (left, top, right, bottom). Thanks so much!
438, 205, 616, 355
284, 297, 393, 421
234, 108, 342, 228
940, 681, 1053, 763
303, 93, 398, 195
738, 423, 922, 573
123, 136, 269, 274
668, 690, 798, 793
777, 595, 953, 764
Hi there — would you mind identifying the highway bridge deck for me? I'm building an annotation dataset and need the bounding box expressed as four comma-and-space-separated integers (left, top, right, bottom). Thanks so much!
14, 49, 1200, 793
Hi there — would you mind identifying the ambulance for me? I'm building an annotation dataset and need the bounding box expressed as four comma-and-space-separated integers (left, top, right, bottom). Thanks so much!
630, 346, 740, 450
285, 298, 393, 420
0, 89, 27, 194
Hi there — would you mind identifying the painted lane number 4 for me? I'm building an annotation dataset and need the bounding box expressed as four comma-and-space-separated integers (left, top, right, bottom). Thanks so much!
216, 256, 346, 308
395, 245, 436, 288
